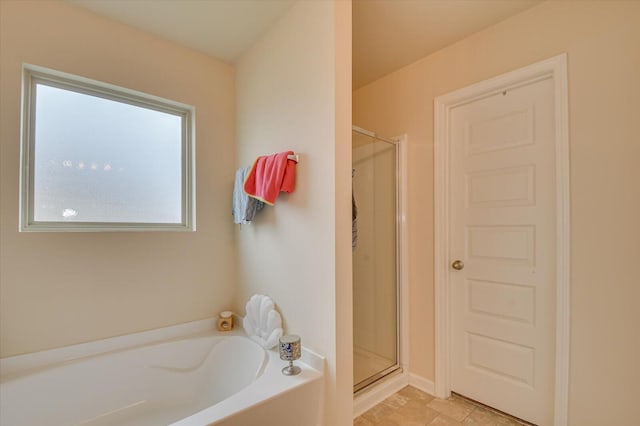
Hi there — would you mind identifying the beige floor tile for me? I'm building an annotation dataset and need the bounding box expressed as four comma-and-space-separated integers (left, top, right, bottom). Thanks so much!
384, 411, 432, 426
361, 402, 397, 423
397, 385, 435, 403
427, 397, 475, 422
357, 387, 532, 426
382, 392, 412, 409
463, 406, 503, 425
461, 405, 527, 426
373, 417, 403, 426
393, 400, 440, 424
429, 414, 464, 425
493, 412, 527, 426
354, 416, 375, 426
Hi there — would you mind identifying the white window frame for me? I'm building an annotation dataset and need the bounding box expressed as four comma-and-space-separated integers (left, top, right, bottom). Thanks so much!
19, 64, 196, 232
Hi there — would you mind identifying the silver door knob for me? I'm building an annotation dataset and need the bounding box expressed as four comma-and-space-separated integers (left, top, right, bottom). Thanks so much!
451, 260, 464, 270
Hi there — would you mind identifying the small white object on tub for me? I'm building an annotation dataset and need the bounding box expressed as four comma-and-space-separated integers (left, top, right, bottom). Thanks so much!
242, 294, 283, 349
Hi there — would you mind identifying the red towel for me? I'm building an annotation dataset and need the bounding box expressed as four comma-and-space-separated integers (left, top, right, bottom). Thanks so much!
243, 151, 296, 206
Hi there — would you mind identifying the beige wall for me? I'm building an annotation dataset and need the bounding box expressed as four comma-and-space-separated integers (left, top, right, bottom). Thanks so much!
235, 1, 352, 424
0, 1, 236, 357
334, 2, 354, 423
353, 1, 640, 424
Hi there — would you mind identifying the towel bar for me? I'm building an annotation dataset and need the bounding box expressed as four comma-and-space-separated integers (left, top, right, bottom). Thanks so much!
287, 154, 299, 163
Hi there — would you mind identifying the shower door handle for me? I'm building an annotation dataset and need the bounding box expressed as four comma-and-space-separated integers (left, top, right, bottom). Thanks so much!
451, 260, 464, 270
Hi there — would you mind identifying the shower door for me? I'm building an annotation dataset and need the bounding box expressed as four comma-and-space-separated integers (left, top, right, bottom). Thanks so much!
352, 127, 399, 393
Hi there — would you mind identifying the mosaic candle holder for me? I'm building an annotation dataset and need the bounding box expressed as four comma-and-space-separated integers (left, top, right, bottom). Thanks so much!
279, 335, 302, 376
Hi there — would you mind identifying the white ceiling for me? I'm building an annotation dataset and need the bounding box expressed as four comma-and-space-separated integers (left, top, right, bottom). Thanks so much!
68, 0, 541, 88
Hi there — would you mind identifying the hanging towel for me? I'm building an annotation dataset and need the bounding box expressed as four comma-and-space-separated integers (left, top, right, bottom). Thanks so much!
352, 168, 358, 249
243, 151, 296, 206
233, 166, 264, 224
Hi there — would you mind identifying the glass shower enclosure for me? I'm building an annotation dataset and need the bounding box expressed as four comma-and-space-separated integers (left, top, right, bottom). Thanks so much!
352, 126, 400, 393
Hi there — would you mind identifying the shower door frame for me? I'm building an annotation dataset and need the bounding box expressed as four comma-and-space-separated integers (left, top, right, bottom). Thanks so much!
352, 127, 408, 395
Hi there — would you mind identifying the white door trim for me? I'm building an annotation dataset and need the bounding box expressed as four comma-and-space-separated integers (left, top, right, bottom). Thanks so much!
434, 54, 570, 426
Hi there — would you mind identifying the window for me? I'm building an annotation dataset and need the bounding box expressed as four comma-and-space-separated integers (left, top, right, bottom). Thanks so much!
20, 65, 195, 231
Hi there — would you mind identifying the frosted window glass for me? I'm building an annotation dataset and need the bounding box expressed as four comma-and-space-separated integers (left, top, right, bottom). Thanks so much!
33, 85, 182, 223
20, 65, 194, 231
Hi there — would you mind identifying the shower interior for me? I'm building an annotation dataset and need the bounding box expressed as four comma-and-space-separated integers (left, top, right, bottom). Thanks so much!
352, 126, 400, 393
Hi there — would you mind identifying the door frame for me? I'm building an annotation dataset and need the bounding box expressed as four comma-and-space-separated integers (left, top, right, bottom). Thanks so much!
433, 54, 570, 425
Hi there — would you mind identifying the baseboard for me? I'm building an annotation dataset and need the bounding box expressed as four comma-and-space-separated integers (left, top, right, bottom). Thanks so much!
408, 373, 435, 396
353, 370, 409, 418
352, 372, 437, 418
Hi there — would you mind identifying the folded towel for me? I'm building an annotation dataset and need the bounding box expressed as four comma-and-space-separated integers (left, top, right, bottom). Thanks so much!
243, 151, 296, 206
232, 166, 264, 224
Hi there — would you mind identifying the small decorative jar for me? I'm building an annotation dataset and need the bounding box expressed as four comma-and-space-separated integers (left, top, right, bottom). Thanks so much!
217, 311, 234, 331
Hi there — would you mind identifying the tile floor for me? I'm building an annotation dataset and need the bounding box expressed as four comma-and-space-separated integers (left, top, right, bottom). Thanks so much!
354, 386, 530, 426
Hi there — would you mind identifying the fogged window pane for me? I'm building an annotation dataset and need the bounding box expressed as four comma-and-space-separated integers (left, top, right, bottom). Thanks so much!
33, 84, 182, 223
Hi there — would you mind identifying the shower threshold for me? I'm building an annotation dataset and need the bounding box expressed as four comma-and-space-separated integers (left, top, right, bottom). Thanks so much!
354, 363, 402, 394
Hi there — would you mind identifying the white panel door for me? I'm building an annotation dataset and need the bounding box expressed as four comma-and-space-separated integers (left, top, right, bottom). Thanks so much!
450, 77, 556, 425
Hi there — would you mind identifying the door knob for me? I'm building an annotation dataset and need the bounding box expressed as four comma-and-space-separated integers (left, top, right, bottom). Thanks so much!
451, 260, 464, 270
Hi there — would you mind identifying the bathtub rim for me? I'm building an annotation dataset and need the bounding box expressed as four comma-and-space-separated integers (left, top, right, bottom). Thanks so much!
0, 317, 324, 379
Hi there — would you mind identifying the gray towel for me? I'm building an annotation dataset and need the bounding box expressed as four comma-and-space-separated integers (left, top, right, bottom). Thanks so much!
352, 192, 358, 249
233, 166, 264, 224
352, 169, 358, 249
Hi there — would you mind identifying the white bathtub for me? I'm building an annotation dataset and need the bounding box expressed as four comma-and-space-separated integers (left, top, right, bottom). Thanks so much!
0, 319, 324, 426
